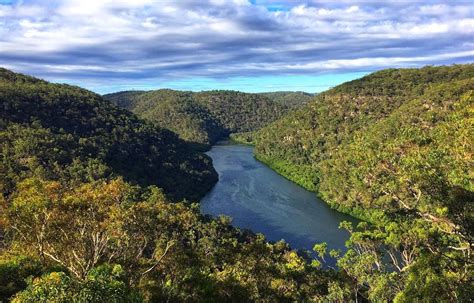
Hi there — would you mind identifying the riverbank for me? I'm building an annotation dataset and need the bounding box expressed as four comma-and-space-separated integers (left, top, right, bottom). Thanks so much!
200, 144, 359, 266
208, 138, 375, 223
254, 153, 379, 223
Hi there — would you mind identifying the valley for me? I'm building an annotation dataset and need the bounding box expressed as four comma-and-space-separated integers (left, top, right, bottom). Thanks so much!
0, 64, 472, 302
2, 0, 472, 301
104, 89, 301, 150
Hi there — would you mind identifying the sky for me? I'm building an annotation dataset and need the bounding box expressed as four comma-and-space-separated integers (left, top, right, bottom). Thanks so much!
0, 0, 472, 94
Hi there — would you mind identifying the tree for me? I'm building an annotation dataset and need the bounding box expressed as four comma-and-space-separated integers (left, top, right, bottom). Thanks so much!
12, 264, 141, 303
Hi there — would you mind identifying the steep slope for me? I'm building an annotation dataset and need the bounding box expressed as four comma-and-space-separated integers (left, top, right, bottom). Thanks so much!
317, 77, 473, 220
253, 64, 474, 301
104, 89, 289, 148
0, 68, 217, 201
193, 90, 288, 135
255, 64, 473, 196
0, 68, 340, 303
130, 89, 225, 149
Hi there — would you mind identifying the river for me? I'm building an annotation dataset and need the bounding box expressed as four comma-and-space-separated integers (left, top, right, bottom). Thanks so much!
200, 143, 358, 264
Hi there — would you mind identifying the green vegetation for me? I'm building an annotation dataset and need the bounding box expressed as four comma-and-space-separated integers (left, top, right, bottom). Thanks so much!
259, 91, 314, 108
0, 68, 216, 201
2, 177, 345, 302
254, 64, 474, 301
229, 92, 315, 146
104, 89, 294, 149
2, 65, 472, 302
101, 90, 146, 111
0, 69, 344, 302
229, 131, 256, 145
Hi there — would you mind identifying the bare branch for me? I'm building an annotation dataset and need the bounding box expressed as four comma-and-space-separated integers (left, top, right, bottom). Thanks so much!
141, 241, 175, 276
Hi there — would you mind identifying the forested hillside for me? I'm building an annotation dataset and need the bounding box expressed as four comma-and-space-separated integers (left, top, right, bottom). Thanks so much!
1, 66, 472, 302
0, 68, 217, 201
259, 91, 314, 108
0, 68, 349, 302
101, 90, 145, 111
254, 64, 474, 301
104, 89, 292, 149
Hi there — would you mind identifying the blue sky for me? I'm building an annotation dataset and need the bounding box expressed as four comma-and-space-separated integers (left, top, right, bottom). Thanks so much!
0, 0, 472, 94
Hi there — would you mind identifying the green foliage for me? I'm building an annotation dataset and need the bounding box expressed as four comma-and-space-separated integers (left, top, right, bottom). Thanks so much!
194, 90, 289, 134
2, 65, 473, 302
1, 68, 339, 302
254, 64, 474, 301
313, 243, 327, 259
229, 131, 256, 145
255, 64, 473, 223
1, 176, 334, 302
255, 64, 473, 199
12, 265, 141, 303
324, 281, 351, 303
259, 91, 314, 108
105, 89, 291, 149
101, 90, 146, 111
0, 69, 217, 201
12, 272, 73, 303
0, 255, 43, 302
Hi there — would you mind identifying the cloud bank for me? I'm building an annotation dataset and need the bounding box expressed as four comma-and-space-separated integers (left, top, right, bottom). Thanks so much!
0, 0, 472, 92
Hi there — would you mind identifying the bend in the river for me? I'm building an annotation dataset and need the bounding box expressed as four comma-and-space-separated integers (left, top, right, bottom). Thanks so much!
200, 142, 359, 266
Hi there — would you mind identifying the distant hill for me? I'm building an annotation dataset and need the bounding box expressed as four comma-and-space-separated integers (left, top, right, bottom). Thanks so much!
0, 68, 217, 201
104, 89, 298, 149
259, 91, 314, 108
1, 65, 473, 302
101, 90, 145, 110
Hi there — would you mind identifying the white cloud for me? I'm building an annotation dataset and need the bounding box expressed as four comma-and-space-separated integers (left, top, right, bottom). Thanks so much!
0, 0, 472, 85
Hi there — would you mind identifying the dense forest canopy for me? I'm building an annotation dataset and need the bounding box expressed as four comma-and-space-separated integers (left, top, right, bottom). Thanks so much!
102, 90, 146, 111
254, 64, 473, 211
259, 91, 314, 108
104, 89, 299, 149
0, 68, 347, 302
252, 64, 474, 301
0, 65, 472, 302
0, 68, 217, 201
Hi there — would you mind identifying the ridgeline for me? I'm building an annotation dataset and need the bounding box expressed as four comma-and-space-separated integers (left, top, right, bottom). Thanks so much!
104, 89, 305, 150
0, 65, 472, 302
